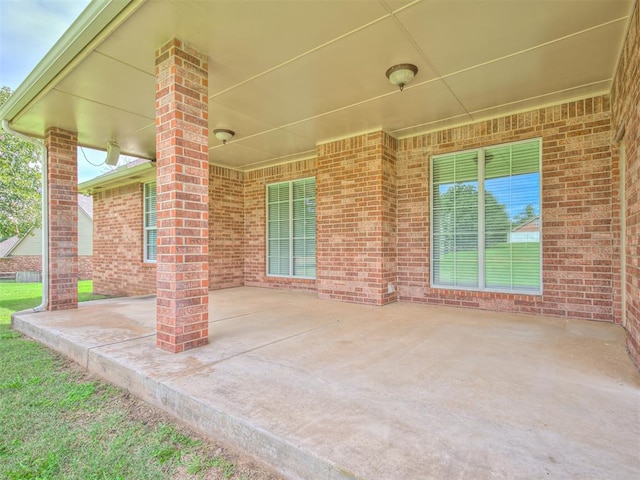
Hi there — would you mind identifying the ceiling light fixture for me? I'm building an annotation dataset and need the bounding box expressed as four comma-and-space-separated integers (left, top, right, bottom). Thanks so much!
385, 63, 418, 91
213, 129, 235, 145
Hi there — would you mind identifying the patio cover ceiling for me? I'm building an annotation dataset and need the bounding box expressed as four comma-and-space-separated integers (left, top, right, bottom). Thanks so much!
0, 0, 634, 171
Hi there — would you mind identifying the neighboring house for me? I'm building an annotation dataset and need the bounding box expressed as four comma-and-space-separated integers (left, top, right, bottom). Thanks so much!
0, 195, 93, 280
509, 217, 541, 243
1, 0, 639, 367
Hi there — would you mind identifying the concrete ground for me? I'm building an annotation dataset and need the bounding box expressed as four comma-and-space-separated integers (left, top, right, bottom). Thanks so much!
12, 287, 640, 480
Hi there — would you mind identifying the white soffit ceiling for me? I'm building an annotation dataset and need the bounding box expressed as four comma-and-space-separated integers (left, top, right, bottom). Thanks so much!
8, 0, 634, 171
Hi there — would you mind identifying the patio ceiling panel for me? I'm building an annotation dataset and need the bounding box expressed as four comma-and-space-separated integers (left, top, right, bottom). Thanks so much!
466, 80, 613, 125
208, 142, 277, 169
12, 88, 154, 157
396, 0, 631, 77
54, 51, 155, 118
444, 20, 626, 114
207, 100, 278, 148
94, 0, 392, 95
222, 128, 315, 161
284, 79, 470, 141
208, 17, 437, 127
1, 0, 634, 172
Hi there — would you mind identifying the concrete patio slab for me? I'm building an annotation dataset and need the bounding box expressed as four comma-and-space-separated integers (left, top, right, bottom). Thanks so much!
12, 287, 640, 479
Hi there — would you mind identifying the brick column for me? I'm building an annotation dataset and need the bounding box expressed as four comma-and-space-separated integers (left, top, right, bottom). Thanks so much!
316, 131, 397, 305
155, 38, 209, 352
44, 127, 78, 310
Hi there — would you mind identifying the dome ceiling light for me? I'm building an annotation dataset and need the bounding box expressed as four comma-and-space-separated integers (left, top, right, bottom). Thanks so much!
213, 129, 235, 145
385, 64, 418, 91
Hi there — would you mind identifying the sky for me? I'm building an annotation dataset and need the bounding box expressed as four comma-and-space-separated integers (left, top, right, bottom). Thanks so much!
0, 0, 115, 182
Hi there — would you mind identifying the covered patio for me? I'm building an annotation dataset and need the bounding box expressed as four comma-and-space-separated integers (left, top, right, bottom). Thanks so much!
12, 287, 640, 479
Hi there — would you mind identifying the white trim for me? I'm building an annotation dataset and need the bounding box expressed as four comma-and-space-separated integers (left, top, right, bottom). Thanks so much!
143, 181, 157, 263
430, 138, 542, 295
265, 177, 316, 279
478, 148, 486, 290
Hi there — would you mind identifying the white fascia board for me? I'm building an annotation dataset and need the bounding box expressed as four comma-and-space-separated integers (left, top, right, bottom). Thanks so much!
0, 0, 140, 131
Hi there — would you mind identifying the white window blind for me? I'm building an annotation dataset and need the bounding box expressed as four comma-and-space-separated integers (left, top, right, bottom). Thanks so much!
267, 178, 316, 278
431, 139, 541, 294
144, 182, 157, 263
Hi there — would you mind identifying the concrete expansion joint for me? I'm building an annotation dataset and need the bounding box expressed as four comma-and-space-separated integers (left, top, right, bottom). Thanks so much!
164, 320, 339, 381
87, 333, 157, 353
207, 307, 282, 324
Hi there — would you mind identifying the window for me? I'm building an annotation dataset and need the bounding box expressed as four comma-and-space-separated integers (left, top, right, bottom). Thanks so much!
143, 182, 157, 262
267, 177, 316, 278
431, 139, 541, 294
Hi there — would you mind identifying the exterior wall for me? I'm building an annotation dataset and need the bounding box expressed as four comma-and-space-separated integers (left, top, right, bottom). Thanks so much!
93, 183, 156, 296
209, 165, 244, 289
11, 213, 92, 257
0, 255, 92, 280
244, 158, 317, 292
316, 131, 397, 305
397, 95, 616, 321
611, 1, 640, 368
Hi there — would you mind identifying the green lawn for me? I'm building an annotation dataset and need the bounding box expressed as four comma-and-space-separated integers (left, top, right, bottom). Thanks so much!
0, 282, 273, 479
0, 280, 103, 324
435, 242, 541, 290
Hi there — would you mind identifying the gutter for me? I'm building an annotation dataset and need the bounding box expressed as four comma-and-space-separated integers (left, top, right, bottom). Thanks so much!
2, 120, 49, 312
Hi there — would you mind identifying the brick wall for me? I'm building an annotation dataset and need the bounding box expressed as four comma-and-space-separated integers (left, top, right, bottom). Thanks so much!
93, 183, 156, 296
244, 158, 317, 292
45, 127, 78, 310
209, 165, 244, 289
397, 95, 616, 321
316, 131, 397, 305
0, 255, 92, 280
611, 1, 640, 368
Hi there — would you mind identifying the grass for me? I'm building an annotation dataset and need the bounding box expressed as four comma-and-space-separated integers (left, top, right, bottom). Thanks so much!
0, 281, 267, 480
435, 241, 541, 290
0, 280, 103, 323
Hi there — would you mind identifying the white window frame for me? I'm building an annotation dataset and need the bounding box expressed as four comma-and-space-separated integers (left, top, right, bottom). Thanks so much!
430, 138, 542, 295
266, 177, 316, 279
143, 181, 157, 263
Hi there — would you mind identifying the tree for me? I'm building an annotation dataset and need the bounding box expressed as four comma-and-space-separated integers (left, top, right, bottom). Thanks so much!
0, 86, 42, 240
433, 183, 511, 253
512, 204, 538, 228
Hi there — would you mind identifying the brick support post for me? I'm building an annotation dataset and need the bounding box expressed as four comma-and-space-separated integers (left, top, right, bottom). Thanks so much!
316, 131, 398, 305
44, 127, 78, 310
155, 38, 209, 353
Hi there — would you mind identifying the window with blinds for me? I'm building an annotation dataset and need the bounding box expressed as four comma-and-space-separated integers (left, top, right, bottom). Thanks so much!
143, 182, 157, 263
431, 138, 541, 294
267, 177, 316, 278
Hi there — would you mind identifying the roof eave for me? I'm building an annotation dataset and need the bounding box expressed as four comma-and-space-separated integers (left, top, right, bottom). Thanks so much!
0, 0, 140, 134
78, 162, 156, 194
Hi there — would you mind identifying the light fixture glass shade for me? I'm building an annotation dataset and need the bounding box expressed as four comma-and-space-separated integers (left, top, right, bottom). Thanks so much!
385, 64, 418, 91
214, 128, 235, 144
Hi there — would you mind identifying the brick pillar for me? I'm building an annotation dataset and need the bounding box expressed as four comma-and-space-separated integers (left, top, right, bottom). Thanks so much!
44, 127, 78, 310
155, 38, 209, 352
316, 131, 397, 305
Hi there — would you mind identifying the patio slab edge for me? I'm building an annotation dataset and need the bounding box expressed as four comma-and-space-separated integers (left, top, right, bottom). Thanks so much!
11, 310, 361, 480
12, 310, 91, 368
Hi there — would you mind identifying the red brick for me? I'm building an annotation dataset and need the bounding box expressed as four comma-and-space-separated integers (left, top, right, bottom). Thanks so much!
45, 128, 78, 310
